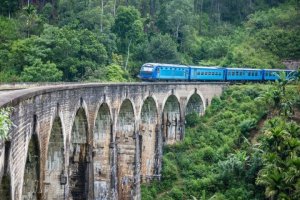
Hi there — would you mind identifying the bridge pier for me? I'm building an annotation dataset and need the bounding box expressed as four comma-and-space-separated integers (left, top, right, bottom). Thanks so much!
0, 82, 226, 200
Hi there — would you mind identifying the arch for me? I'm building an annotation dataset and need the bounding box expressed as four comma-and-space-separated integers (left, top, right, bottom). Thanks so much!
69, 98, 90, 142
185, 93, 204, 116
116, 99, 136, 199
69, 107, 89, 199
21, 132, 40, 199
162, 95, 181, 144
44, 116, 64, 199
93, 103, 112, 199
139, 97, 158, 182
185, 89, 206, 114
137, 94, 159, 118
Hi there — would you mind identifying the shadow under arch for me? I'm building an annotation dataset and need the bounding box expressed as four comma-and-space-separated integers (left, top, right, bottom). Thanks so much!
22, 115, 40, 199
0, 141, 11, 200
44, 116, 64, 199
162, 95, 181, 144
69, 107, 89, 199
93, 103, 112, 199
139, 96, 158, 182
186, 93, 204, 116
116, 99, 136, 200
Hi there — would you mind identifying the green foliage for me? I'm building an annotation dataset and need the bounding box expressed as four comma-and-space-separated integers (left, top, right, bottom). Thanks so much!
0, 0, 299, 82
0, 108, 13, 140
147, 34, 179, 63
105, 64, 128, 82
142, 85, 273, 199
21, 59, 62, 82
185, 112, 201, 128
256, 118, 300, 200
239, 118, 257, 136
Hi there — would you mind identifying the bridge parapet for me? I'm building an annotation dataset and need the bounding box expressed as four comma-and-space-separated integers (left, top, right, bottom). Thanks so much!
0, 82, 227, 200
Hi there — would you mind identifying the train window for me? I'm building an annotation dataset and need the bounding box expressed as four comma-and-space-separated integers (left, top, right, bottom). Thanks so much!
205, 72, 208, 75
255, 72, 258, 76
197, 72, 200, 75
201, 72, 204, 75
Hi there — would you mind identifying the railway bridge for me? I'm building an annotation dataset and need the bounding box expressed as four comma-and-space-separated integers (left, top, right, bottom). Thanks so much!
0, 82, 226, 200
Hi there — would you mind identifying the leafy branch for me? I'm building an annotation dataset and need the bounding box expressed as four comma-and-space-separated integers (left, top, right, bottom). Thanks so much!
0, 107, 13, 140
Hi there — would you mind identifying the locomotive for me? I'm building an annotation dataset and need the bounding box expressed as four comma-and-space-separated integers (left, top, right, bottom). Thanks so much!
138, 63, 296, 82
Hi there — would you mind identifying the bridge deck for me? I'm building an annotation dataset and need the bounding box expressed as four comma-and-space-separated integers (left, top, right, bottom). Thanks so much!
0, 82, 228, 107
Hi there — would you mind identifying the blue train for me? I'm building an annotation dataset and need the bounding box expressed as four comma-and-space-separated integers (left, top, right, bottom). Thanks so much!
138, 63, 296, 82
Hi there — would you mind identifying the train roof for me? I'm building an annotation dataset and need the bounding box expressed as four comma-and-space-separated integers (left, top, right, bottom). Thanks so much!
143, 63, 189, 68
189, 66, 223, 69
263, 68, 295, 71
226, 68, 262, 71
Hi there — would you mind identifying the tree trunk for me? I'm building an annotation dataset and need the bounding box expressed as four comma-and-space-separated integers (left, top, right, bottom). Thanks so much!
100, 0, 103, 32
200, 0, 203, 15
150, 0, 155, 16
175, 18, 181, 39
217, 0, 220, 24
113, 0, 117, 16
125, 39, 132, 70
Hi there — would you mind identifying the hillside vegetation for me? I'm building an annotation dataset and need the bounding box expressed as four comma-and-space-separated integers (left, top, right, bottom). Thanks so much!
142, 81, 300, 199
0, 0, 299, 82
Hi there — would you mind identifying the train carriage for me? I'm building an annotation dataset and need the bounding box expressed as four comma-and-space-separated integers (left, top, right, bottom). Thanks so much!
226, 68, 263, 81
189, 66, 225, 81
139, 63, 189, 81
263, 69, 296, 81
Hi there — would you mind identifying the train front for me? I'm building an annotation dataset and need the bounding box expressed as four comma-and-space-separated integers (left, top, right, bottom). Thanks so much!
138, 63, 156, 81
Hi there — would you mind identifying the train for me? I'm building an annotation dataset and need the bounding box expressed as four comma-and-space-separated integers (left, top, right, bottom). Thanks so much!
138, 63, 297, 82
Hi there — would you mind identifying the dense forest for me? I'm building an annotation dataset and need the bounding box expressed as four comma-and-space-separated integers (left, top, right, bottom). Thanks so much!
0, 0, 299, 82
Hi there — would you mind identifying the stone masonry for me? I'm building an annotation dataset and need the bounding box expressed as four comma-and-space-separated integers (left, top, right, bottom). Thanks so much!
0, 82, 226, 200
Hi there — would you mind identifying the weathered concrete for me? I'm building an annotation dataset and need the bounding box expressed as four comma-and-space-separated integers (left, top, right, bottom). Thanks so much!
0, 82, 226, 200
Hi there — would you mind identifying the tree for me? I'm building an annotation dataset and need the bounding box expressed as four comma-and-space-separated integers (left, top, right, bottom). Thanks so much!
21, 59, 62, 82
19, 4, 41, 37
106, 64, 127, 82
112, 6, 144, 69
147, 34, 179, 63
0, 0, 19, 18
165, 0, 195, 39
0, 17, 19, 72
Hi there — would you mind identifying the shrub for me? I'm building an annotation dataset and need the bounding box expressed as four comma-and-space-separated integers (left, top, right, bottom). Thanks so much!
239, 118, 257, 136
185, 112, 201, 127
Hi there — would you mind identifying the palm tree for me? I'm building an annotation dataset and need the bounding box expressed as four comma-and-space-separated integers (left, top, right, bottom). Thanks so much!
274, 71, 295, 96
256, 119, 300, 200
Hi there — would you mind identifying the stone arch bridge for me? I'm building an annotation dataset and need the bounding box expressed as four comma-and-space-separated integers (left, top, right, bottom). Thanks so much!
0, 82, 226, 200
